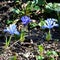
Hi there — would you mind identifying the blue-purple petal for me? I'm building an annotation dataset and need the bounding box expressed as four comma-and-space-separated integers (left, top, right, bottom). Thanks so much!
4, 24, 20, 35
42, 18, 58, 29
21, 16, 31, 25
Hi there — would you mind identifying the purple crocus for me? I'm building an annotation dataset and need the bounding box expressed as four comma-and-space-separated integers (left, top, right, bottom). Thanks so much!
42, 18, 58, 29
21, 16, 31, 25
4, 24, 20, 35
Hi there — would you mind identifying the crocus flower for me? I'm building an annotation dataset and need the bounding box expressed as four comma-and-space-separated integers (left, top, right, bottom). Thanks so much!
42, 18, 58, 29
4, 24, 20, 35
21, 16, 31, 25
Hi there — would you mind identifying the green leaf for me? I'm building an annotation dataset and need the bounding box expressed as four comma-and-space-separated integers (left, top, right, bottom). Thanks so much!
26, 1, 32, 10
33, 0, 38, 4
38, 20, 45, 27
14, 8, 20, 14
46, 30, 52, 41
5, 38, 8, 48
45, 3, 60, 12
20, 30, 25, 42
9, 56, 17, 60
30, 22, 38, 28
33, 6, 40, 10
11, 8, 20, 14
46, 50, 58, 57
37, 55, 44, 60
5, 35, 12, 48
22, 1, 32, 15
38, 45, 44, 52
49, 57, 55, 60
38, 0, 46, 6
13, 19, 19, 24
46, 51, 52, 56
52, 51, 58, 56
6, 20, 13, 24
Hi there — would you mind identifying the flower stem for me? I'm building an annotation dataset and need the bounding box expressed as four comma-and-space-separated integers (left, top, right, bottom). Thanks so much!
46, 29, 52, 41
5, 35, 12, 48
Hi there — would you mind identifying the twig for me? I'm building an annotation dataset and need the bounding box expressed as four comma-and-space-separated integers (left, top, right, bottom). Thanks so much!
8, 40, 20, 49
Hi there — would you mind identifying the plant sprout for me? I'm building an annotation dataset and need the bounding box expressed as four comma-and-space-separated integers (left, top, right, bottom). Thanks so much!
46, 50, 58, 60
42, 18, 58, 29
4, 24, 20, 48
40, 18, 58, 41
20, 30, 25, 42
36, 55, 44, 60
38, 45, 44, 56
